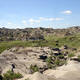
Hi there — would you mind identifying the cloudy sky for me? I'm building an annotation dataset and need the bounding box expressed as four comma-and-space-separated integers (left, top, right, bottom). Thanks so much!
0, 0, 80, 28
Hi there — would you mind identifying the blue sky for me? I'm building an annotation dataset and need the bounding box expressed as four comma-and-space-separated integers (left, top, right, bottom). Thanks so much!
0, 0, 80, 28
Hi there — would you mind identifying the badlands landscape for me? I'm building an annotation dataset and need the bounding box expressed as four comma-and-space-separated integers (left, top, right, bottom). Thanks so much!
0, 27, 80, 80
0, 0, 80, 80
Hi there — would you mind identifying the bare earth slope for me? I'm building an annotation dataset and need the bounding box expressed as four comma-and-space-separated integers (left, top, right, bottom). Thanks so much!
44, 61, 80, 80
0, 47, 80, 80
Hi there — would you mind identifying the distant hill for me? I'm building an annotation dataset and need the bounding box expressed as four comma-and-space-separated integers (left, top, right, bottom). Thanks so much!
0, 26, 80, 41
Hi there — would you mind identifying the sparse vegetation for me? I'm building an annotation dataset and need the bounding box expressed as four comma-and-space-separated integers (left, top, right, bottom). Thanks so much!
0, 27, 80, 53
3, 70, 22, 80
0, 27, 80, 79
77, 55, 80, 61
30, 65, 39, 73
46, 56, 55, 69
46, 51, 67, 69
0, 33, 80, 54
68, 53, 75, 58
25, 78, 30, 80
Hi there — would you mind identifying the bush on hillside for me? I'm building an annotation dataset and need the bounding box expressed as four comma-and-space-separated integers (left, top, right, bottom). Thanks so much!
3, 70, 22, 80
68, 53, 75, 58
30, 65, 39, 73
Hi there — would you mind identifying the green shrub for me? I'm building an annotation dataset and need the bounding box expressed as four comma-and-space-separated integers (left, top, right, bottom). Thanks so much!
30, 65, 39, 73
68, 53, 75, 58
46, 56, 53, 63
47, 63, 56, 69
46, 56, 57, 69
77, 55, 80, 61
25, 78, 30, 80
58, 54, 64, 59
3, 70, 22, 80
54, 58, 61, 66
0, 75, 3, 80
46, 54, 67, 68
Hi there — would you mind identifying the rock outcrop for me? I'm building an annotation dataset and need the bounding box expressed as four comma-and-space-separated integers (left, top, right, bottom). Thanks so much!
0, 47, 51, 75
0, 47, 80, 80
0, 26, 80, 41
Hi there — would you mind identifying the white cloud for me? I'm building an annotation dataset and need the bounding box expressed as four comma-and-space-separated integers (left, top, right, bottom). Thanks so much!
22, 20, 27, 24
48, 18, 54, 21
28, 17, 63, 24
62, 10, 72, 14
7, 22, 12, 25
55, 18, 64, 21
29, 18, 40, 25
39, 17, 49, 21
39, 17, 55, 21
39, 17, 63, 21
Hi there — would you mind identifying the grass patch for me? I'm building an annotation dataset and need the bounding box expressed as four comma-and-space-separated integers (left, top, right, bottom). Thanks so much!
0, 33, 80, 53
3, 70, 22, 80
68, 53, 75, 58
30, 65, 39, 73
